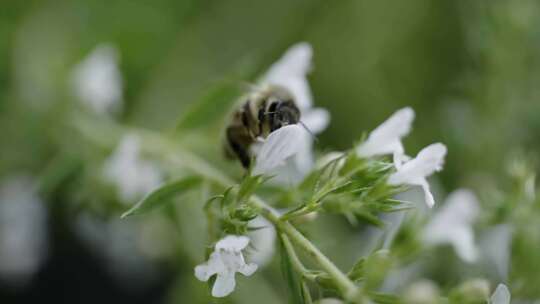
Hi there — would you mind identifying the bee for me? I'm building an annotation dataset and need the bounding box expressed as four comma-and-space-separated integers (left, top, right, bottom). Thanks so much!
224, 84, 301, 168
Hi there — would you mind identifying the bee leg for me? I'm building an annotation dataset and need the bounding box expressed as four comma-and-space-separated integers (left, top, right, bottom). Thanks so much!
226, 126, 252, 168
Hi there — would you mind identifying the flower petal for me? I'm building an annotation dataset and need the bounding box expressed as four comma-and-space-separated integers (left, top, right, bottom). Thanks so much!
194, 251, 223, 281
262, 43, 313, 110
237, 262, 258, 277
418, 178, 435, 208
301, 108, 330, 134
449, 226, 478, 263
194, 264, 213, 282
388, 143, 447, 186
356, 107, 414, 159
212, 272, 237, 298
216, 235, 250, 251
490, 284, 511, 304
247, 216, 276, 266
253, 125, 305, 175
423, 189, 480, 261
370, 107, 414, 143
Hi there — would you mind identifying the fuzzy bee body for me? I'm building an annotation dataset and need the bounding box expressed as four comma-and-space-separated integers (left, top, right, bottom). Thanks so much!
224, 84, 301, 168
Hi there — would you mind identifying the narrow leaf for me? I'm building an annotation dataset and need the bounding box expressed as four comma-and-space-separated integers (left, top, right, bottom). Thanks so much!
237, 174, 264, 203
121, 176, 201, 218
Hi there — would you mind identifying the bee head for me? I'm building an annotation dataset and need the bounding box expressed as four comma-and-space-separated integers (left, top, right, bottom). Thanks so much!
269, 100, 300, 132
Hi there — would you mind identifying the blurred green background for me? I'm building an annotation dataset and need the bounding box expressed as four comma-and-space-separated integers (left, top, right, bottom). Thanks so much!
1, 0, 540, 303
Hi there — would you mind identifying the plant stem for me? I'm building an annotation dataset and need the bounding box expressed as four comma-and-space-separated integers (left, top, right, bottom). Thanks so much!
263, 204, 360, 302
301, 281, 313, 304
78, 121, 363, 302
151, 131, 365, 302
281, 234, 316, 281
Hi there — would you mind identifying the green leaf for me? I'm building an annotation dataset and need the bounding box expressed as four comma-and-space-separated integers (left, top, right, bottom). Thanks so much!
175, 81, 242, 131
204, 194, 225, 210
279, 238, 304, 304
220, 186, 236, 210
121, 176, 201, 218
364, 250, 393, 290
347, 258, 366, 282
367, 291, 402, 304
237, 174, 265, 203
354, 209, 384, 227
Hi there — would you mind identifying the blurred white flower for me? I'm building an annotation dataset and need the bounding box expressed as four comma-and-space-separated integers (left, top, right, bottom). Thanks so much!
480, 224, 512, 281
195, 235, 258, 298
490, 284, 511, 304
258, 42, 330, 184
0, 176, 48, 286
403, 280, 440, 304
74, 213, 158, 289
72, 44, 123, 115
252, 124, 306, 176
423, 189, 480, 263
103, 134, 162, 203
387, 143, 447, 207
247, 216, 276, 266
356, 107, 415, 167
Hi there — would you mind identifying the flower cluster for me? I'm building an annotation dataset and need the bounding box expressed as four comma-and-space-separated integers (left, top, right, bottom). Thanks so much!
190, 42, 450, 300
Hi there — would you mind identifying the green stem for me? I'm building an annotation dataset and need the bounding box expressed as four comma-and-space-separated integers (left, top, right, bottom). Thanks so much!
77, 120, 363, 302
281, 234, 317, 282
301, 281, 313, 304
264, 205, 360, 302
150, 132, 364, 302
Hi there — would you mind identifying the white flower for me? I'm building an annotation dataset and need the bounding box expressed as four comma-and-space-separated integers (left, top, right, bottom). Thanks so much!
252, 124, 306, 176
194, 235, 258, 298
72, 44, 123, 115
256, 42, 330, 184
490, 284, 511, 304
0, 176, 48, 286
247, 216, 276, 266
387, 143, 447, 207
356, 107, 415, 167
423, 189, 480, 263
103, 134, 162, 203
